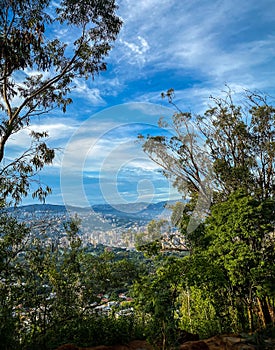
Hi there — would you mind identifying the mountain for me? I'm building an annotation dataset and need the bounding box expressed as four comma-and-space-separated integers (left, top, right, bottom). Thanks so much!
9, 201, 172, 222
6, 201, 178, 247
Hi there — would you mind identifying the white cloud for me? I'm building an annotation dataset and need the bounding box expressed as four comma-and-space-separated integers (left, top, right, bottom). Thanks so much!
121, 36, 149, 56
6, 120, 77, 147
128, 102, 171, 116
119, 36, 150, 66
112, 0, 275, 93
73, 80, 106, 105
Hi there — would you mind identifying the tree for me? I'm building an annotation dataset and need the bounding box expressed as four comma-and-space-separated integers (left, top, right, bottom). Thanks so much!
202, 191, 275, 330
0, 212, 32, 349
0, 0, 122, 203
140, 88, 275, 206
165, 192, 275, 336
139, 88, 275, 334
135, 219, 168, 255
199, 90, 275, 202
0, 211, 144, 348
132, 256, 185, 350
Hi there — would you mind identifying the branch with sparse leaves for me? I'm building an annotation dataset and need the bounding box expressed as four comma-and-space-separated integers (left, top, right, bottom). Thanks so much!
0, 0, 122, 204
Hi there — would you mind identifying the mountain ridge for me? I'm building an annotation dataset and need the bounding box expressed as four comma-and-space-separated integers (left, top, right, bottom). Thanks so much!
8, 200, 175, 216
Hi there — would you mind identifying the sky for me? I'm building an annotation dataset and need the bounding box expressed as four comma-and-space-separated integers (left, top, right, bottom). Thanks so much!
6, 0, 275, 209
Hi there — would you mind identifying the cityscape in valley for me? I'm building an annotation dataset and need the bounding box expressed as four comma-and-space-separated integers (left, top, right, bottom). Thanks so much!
2, 0, 275, 348
9, 201, 183, 249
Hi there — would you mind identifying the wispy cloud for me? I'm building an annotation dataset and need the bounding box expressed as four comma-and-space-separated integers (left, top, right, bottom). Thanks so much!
9, 0, 275, 206
111, 0, 275, 98
72, 80, 106, 105
119, 36, 150, 66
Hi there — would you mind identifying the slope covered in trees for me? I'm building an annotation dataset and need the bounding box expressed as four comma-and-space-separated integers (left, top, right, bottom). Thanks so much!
136, 88, 275, 347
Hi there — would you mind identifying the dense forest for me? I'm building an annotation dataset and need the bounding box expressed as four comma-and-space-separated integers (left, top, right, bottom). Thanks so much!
0, 1, 275, 349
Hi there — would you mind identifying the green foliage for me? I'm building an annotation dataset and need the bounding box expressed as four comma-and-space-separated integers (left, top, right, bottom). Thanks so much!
134, 219, 175, 258
204, 191, 275, 329
0, 212, 146, 349
138, 88, 275, 340
0, 212, 33, 349
178, 191, 275, 333
132, 256, 185, 349
178, 287, 221, 338
34, 314, 144, 349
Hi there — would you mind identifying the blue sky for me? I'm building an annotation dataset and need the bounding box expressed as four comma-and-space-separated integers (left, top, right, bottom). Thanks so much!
7, 0, 275, 207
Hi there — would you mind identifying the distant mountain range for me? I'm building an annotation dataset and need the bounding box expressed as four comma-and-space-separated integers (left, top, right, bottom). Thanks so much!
6, 201, 180, 247
9, 201, 173, 219
7, 200, 178, 232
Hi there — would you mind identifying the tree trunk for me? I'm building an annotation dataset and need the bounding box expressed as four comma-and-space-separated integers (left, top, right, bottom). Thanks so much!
162, 320, 166, 350
257, 297, 272, 327
266, 297, 275, 323
247, 305, 253, 332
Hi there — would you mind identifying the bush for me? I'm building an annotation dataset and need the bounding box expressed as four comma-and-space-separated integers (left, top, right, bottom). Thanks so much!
30, 314, 144, 349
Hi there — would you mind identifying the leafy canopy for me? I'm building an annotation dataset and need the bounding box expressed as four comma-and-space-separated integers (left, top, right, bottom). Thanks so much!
139, 88, 275, 332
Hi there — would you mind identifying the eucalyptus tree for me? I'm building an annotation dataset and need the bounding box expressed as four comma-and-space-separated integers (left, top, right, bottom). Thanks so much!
0, 0, 122, 203
140, 88, 275, 204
